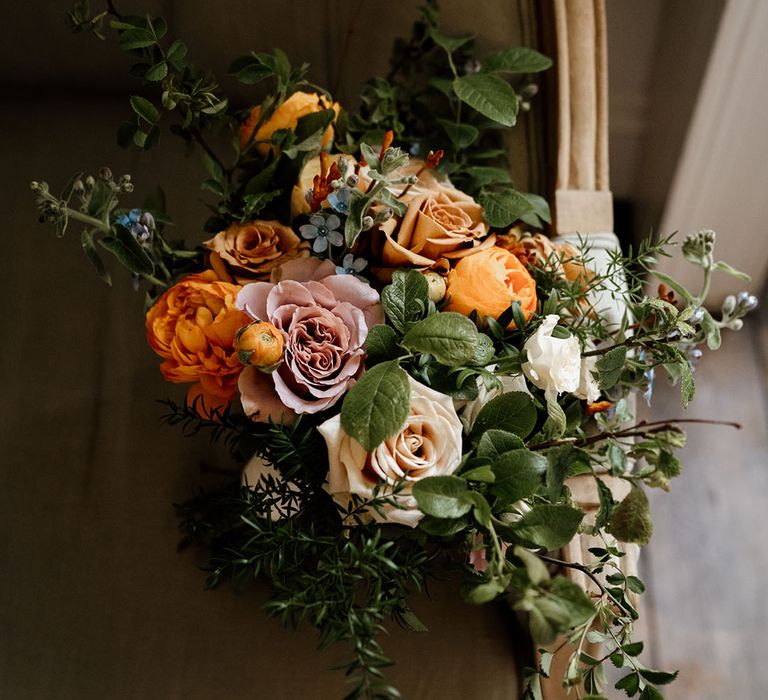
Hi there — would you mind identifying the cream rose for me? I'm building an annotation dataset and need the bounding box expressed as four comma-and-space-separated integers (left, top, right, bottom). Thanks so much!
521, 315, 581, 400
317, 376, 464, 527
576, 340, 601, 403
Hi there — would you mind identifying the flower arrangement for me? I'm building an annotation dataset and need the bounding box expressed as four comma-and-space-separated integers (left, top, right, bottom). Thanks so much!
31, 2, 758, 698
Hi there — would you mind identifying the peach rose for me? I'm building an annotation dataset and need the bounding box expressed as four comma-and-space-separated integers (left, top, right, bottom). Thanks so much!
445, 246, 537, 327
203, 220, 308, 283
146, 270, 250, 412
239, 91, 341, 156
374, 185, 495, 280
318, 376, 464, 527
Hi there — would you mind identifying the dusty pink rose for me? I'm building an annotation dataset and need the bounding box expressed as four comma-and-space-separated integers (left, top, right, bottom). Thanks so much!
236, 261, 384, 417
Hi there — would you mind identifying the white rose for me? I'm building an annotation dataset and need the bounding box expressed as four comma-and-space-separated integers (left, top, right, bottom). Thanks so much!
456, 370, 530, 433
317, 376, 464, 527
576, 340, 601, 404
522, 314, 581, 400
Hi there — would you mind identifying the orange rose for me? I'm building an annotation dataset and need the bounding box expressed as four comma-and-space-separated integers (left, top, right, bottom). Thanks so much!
239, 91, 341, 156
203, 220, 308, 283
373, 185, 495, 281
445, 246, 537, 327
146, 270, 250, 412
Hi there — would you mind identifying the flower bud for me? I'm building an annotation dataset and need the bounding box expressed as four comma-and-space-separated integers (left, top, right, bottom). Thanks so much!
690, 306, 705, 324
423, 271, 447, 302
362, 215, 374, 230
722, 295, 737, 316
235, 321, 285, 372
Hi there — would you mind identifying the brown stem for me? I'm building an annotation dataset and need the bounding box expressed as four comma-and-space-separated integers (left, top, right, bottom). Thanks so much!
105, 0, 122, 19
529, 418, 741, 452
189, 127, 229, 180
581, 337, 638, 358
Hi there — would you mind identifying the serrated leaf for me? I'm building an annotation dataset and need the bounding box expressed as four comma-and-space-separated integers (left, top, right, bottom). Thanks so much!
340, 361, 410, 451
513, 505, 584, 549
477, 429, 524, 459
471, 391, 537, 440
401, 312, 479, 365
639, 687, 664, 700
412, 476, 471, 519
118, 27, 156, 50
607, 487, 653, 545
482, 46, 553, 73
639, 669, 678, 685
622, 641, 644, 657
615, 672, 640, 695
595, 478, 615, 530
453, 74, 519, 127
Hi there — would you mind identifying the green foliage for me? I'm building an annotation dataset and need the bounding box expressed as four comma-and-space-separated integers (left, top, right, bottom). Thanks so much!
380, 270, 430, 333
340, 361, 410, 452
470, 392, 538, 440
401, 312, 480, 365
608, 487, 654, 546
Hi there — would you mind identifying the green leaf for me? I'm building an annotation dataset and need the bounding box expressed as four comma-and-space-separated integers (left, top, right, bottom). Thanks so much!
438, 119, 479, 148
607, 487, 653, 545
514, 546, 549, 585
465, 166, 513, 189
340, 361, 410, 451
228, 54, 275, 84
639, 669, 678, 686
471, 392, 537, 440
453, 74, 519, 127
615, 672, 640, 695
545, 445, 575, 502
364, 324, 402, 364
482, 47, 553, 73
518, 192, 552, 226
242, 191, 281, 219
380, 269, 429, 333
513, 505, 583, 549
464, 580, 505, 605
344, 194, 368, 248
713, 260, 751, 281
491, 449, 545, 503
165, 39, 187, 69
465, 491, 493, 527
639, 687, 664, 700
412, 476, 471, 519
429, 26, 474, 55
129, 95, 160, 124
477, 429, 524, 459
679, 357, 695, 408
99, 235, 154, 276
479, 188, 534, 227
401, 312, 479, 365
419, 514, 468, 536
622, 641, 644, 657
651, 270, 694, 303
118, 27, 156, 50
596, 346, 627, 390
145, 61, 168, 82
461, 465, 496, 483
547, 577, 596, 624
595, 478, 615, 531
81, 229, 111, 285
700, 309, 721, 350
626, 575, 646, 594
294, 108, 336, 143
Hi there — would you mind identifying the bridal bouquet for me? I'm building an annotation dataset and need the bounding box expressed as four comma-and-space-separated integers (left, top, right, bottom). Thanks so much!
32, 3, 756, 698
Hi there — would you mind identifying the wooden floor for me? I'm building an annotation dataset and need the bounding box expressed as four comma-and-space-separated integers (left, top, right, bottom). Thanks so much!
2, 96, 767, 699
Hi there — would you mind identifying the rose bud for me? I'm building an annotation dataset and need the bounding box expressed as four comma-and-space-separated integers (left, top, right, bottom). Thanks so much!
236, 321, 285, 372
423, 271, 447, 302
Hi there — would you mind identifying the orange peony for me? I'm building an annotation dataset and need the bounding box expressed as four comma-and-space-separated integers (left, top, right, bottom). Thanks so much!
203, 220, 308, 283
445, 246, 537, 327
146, 270, 250, 413
239, 91, 341, 156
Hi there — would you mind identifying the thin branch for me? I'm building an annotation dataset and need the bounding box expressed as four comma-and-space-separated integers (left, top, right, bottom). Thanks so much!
105, 0, 122, 19
529, 418, 741, 452
189, 127, 229, 178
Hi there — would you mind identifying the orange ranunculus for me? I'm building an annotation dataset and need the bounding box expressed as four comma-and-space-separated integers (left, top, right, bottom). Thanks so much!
445, 246, 537, 327
235, 321, 284, 372
203, 220, 309, 283
239, 91, 341, 156
146, 270, 250, 411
